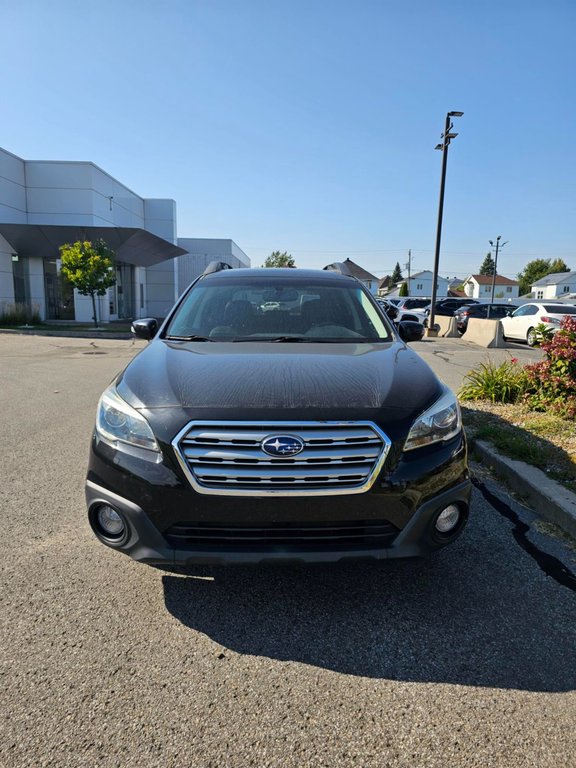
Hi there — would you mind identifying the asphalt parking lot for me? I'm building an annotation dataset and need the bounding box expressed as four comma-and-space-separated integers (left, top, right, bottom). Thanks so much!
415, 335, 543, 393
1, 334, 575, 767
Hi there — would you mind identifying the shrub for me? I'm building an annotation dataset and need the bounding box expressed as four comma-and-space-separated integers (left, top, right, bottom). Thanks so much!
459, 358, 530, 404
523, 315, 576, 418
0, 302, 41, 326
531, 322, 554, 346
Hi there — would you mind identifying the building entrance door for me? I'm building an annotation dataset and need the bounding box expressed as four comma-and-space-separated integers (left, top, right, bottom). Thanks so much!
116, 264, 134, 319
44, 259, 75, 320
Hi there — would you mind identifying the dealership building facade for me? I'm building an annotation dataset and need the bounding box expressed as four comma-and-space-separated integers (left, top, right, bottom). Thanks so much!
0, 146, 249, 323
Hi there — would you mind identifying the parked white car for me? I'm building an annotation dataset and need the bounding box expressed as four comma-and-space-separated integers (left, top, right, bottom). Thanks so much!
499, 302, 576, 346
396, 307, 429, 324
376, 299, 428, 325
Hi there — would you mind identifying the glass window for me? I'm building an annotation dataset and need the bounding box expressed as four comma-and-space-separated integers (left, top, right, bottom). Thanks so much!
165, 276, 394, 342
12, 254, 29, 305
544, 305, 576, 314
512, 305, 536, 317
44, 259, 75, 320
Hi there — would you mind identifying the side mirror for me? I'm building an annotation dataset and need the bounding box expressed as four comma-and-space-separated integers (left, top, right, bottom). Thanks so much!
131, 318, 158, 340
398, 320, 425, 343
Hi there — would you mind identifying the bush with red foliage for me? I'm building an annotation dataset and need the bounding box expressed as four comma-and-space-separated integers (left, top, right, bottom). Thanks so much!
524, 315, 576, 418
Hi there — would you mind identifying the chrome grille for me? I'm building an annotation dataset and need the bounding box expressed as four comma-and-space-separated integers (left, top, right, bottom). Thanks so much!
172, 421, 391, 496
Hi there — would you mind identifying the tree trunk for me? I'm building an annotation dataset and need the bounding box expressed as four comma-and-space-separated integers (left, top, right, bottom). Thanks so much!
91, 292, 98, 328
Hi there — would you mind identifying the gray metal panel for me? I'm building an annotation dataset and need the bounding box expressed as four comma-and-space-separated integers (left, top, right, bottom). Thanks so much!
0, 224, 186, 266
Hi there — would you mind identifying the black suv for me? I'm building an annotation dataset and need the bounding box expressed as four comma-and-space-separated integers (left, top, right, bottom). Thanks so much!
430, 298, 480, 317
86, 265, 470, 566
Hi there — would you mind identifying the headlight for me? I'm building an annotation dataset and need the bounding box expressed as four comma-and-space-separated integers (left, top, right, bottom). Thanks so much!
96, 385, 159, 453
404, 389, 462, 451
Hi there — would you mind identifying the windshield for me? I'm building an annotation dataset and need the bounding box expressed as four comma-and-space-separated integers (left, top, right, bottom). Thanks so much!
164, 275, 393, 342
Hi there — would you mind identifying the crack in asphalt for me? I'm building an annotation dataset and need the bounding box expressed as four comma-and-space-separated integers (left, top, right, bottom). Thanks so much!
473, 476, 576, 593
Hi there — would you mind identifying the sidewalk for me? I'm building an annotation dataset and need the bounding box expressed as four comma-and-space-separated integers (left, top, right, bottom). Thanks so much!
0, 326, 132, 340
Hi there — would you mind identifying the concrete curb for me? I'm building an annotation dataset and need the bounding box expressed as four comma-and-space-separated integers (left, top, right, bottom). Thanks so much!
0, 328, 132, 340
471, 438, 576, 539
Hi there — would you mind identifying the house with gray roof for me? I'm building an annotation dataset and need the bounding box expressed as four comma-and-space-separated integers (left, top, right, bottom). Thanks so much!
531, 271, 576, 300
384, 270, 450, 298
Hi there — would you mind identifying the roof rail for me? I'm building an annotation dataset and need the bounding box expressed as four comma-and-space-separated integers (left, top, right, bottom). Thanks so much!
202, 261, 234, 275
323, 262, 354, 277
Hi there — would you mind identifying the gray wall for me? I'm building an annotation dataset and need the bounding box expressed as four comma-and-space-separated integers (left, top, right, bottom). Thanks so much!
177, 238, 251, 296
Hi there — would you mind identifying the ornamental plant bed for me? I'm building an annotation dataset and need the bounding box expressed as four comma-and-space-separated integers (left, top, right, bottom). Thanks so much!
462, 403, 576, 494
459, 316, 576, 494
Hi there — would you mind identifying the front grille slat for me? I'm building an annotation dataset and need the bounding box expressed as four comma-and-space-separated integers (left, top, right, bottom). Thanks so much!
173, 421, 391, 496
165, 520, 399, 551
181, 430, 381, 446
194, 465, 373, 481
183, 445, 381, 464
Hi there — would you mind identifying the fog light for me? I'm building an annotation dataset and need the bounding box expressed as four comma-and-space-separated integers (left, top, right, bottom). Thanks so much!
96, 505, 125, 537
435, 504, 461, 534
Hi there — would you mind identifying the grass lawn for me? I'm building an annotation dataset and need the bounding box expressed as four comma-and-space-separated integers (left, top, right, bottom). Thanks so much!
462, 402, 576, 494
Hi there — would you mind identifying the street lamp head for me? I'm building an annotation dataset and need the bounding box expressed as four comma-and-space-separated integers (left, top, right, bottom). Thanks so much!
489, 240, 494, 246
448, 111, 464, 117
434, 143, 443, 150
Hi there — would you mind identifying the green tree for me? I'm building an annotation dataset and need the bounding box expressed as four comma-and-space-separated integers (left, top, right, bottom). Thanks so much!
479, 252, 496, 276
549, 258, 571, 274
517, 258, 571, 296
391, 262, 403, 283
59, 239, 116, 327
263, 250, 296, 268
399, 281, 409, 297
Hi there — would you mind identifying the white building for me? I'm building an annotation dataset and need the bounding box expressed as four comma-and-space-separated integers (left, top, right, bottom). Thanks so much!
461, 274, 520, 300
531, 271, 576, 300
0, 146, 249, 323
177, 239, 250, 296
385, 270, 450, 298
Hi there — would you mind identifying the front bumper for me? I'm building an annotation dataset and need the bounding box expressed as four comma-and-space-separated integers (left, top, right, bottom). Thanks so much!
86, 438, 471, 565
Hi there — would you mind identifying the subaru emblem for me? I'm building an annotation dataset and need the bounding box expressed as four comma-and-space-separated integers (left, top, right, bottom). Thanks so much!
261, 435, 304, 457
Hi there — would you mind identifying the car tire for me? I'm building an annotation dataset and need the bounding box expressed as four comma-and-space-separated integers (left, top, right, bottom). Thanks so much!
526, 327, 537, 346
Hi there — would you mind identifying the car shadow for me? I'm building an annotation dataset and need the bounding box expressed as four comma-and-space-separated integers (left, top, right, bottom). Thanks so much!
162, 518, 576, 692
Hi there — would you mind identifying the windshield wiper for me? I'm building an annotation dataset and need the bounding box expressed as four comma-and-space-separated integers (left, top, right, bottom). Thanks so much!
232, 336, 380, 343
229, 336, 310, 342
164, 335, 214, 342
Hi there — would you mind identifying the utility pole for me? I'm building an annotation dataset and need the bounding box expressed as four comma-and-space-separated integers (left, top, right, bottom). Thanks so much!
405, 250, 412, 295
428, 111, 463, 334
489, 236, 508, 305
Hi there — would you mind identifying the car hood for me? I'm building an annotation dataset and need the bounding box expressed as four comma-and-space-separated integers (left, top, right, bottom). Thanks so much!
116, 339, 444, 439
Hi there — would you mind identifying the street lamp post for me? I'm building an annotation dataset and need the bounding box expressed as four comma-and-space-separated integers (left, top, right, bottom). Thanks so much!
488, 235, 508, 306
427, 111, 463, 334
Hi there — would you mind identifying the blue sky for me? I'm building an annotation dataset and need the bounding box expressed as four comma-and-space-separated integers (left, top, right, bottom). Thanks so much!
3, 0, 575, 280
